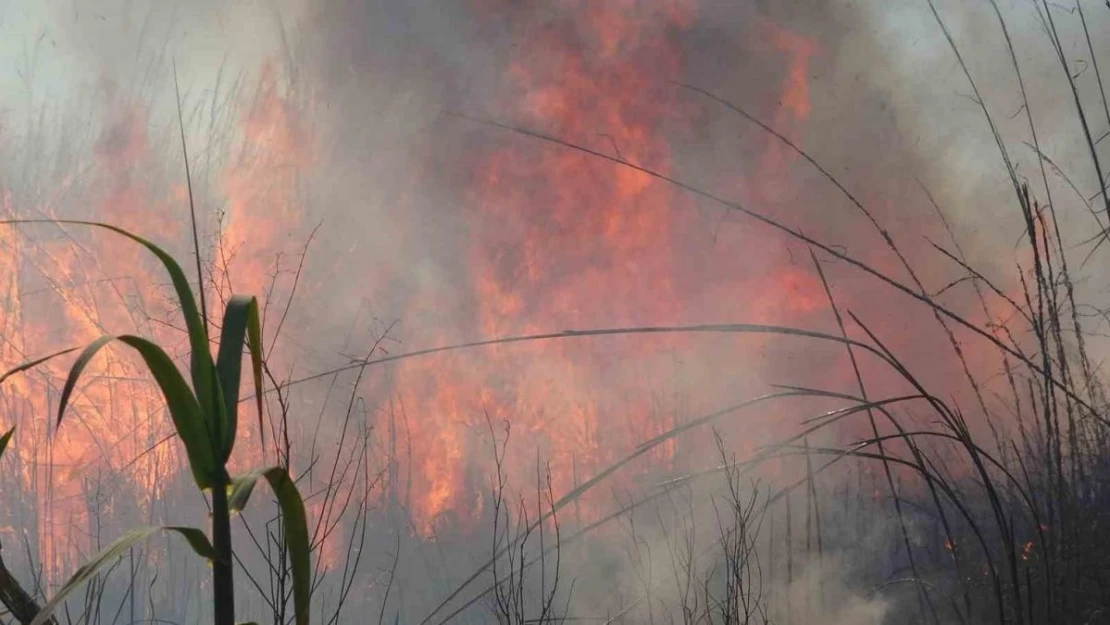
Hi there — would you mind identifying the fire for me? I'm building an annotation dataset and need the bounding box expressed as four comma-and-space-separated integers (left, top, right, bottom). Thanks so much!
0, 59, 311, 582
375, 2, 1017, 534
1021, 540, 1034, 561
218, 60, 314, 301
0, 2, 1030, 590
381, 3, 834, 534
385, 1, 696, 533
765, 21, 817, 123
0, 91, 184, 579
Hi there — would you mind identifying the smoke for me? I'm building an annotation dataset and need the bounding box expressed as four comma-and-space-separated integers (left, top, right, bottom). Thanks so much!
1, 0, 1108, 623
770, 557, 890, 625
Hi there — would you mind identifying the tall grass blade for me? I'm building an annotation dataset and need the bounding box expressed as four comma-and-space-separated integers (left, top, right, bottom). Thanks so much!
0, 427, 12, 459
58, 335, 217, 489
0, 219, 224, 438
173, 60, 211, 338
0, 347, 78, 387
228, 466, 311, 625
29, 526, 215, 625
215, 295, 264, 461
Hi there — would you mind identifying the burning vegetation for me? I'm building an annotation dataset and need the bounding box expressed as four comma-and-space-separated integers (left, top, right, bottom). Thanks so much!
1, 1, 1110, 624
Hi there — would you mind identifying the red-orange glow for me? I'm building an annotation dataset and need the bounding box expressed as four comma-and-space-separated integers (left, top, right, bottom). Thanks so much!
0, 59, 311, 582
1021, 540, 1034, 561
0, 91, 184, 580
219, 60, 314, 300
1, 2, 1026, 577
378, 3, 833, 534
765, 22, 817, 122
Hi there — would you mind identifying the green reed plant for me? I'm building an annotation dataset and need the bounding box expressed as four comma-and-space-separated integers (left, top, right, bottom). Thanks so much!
4, 222, 312, 625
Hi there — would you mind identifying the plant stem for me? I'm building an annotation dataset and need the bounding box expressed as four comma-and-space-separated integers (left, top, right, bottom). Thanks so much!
0, 541, 58, 625
211, 479, 235, 625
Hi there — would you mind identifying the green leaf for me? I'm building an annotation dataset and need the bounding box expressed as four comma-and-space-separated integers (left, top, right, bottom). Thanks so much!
0, 348, 81, 462
58, 335, 218, 489
215, 295, 264, 461
57, 336, 114, 428
0, 426, 13, 460
31, 526, 214, 625
229, 466, 312, 625
0, 220, 223, 446
0, 346, 79, 386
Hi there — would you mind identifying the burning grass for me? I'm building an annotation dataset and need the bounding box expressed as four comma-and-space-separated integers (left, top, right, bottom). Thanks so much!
2, 1, 1110, 624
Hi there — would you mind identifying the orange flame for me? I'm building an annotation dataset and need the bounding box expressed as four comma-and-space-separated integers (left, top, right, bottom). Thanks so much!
0, 60, 311, 581
383, 3, 831, 534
